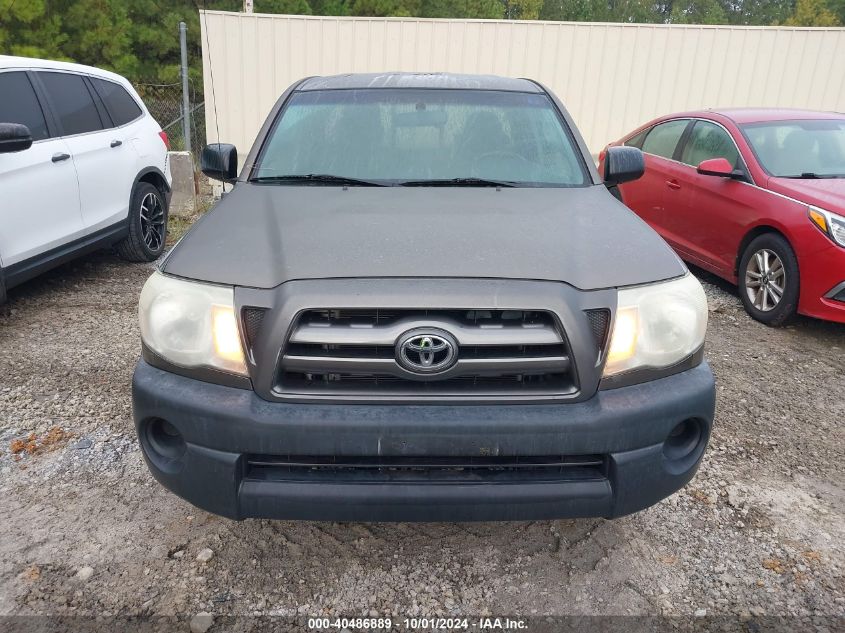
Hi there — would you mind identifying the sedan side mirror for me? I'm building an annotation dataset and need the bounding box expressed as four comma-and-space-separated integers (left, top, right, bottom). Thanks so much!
696, 158, 735, 178
603, 146, 645, 186
201, 143, 238, 183
0, 123, 33, 154
697, 157, 747, 181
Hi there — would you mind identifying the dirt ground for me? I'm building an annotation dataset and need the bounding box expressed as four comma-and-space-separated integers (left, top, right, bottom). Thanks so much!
0, 246, 843, 630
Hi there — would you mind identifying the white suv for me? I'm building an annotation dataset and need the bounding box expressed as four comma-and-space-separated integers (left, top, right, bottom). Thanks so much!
0, 55, 172, 303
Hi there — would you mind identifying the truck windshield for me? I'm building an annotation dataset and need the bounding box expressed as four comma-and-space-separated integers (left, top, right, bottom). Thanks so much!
741, 119, 845, 178
251, 89, 589, 187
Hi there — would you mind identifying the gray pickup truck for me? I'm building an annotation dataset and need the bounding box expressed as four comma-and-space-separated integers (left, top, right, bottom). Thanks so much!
133, 73, 715, 522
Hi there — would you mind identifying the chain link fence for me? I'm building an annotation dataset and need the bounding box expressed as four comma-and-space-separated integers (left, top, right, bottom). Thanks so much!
135, 80, 206, 161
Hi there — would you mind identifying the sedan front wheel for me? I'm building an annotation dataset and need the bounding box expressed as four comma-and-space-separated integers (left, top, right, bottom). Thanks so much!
738, 233, 799, 327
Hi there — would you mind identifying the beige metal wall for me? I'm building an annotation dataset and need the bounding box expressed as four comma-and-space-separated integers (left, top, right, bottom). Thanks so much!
199, 10, 845, 156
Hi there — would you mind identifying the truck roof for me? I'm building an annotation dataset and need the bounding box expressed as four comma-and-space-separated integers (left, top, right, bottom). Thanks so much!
297, 72, 543, 93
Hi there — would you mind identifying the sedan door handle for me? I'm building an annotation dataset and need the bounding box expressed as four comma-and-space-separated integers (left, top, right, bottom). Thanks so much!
110, 140, 122, 148
51, 152, 70, 163
666, 179, 681, 190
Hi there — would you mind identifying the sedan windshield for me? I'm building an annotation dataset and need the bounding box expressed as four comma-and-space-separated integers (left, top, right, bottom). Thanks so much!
251, 89, 588, 186
741, 119, 845, 178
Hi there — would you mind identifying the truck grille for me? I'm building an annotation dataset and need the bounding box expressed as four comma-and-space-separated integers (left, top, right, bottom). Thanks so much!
585, 308, 610, 350
245, 454, 606, 483
276, 309, 577, 400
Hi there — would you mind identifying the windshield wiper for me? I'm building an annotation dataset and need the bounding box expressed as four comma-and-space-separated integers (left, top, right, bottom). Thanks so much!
399, 177, 516, 187
782, 172, 844, 179
250, 174, 388, 186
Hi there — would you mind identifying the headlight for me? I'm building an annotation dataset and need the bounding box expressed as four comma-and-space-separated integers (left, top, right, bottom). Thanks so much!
809, 206, 845, 247
139, 271, 247, 376
603, 274, 708, 377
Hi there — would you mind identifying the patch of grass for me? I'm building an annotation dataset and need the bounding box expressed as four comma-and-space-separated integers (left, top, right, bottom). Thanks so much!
166, 215, 196, 246
166, 196, 214, 247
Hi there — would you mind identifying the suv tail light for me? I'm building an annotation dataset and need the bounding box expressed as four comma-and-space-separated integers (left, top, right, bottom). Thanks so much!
159, 131, 170, 150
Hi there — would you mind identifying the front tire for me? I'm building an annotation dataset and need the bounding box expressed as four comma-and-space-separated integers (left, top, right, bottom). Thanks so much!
738, 233, 799, 327
116, 182, 168, 262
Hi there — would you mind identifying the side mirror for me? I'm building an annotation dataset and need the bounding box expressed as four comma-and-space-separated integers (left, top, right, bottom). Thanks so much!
603, 146, 645, 186
696, 157, 736, 178
201, 143, 238, 183
0, 123, 33, 154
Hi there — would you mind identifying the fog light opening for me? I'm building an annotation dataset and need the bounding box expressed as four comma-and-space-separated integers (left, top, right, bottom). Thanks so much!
663, 418, 703, 463
143, 418, 187, 468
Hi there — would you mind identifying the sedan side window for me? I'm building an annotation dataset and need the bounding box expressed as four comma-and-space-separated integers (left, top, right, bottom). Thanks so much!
641, 120, 689, 159
37, 71, 104, 136
681, 121, 741, 168
0, 72, 50, 141
624, 128, 649, 149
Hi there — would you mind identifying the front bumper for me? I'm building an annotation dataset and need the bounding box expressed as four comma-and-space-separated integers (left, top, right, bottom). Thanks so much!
799, 243, 845, 323
132, 360, 716, 522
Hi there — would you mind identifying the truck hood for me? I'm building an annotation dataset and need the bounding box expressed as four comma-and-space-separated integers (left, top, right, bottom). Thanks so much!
767, 177, 845, 213
162, 184, 685, 290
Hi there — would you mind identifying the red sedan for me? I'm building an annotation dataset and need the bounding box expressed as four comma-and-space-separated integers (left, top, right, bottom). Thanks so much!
599, 109, 845, 325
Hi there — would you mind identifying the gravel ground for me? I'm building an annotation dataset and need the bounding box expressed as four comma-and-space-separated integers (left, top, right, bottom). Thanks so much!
0, 247, 843, 629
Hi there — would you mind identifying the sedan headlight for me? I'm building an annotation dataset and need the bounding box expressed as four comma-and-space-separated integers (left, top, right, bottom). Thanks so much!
603, 273, 708, 377
139, 271, 247, 376
809, 206, 845, 248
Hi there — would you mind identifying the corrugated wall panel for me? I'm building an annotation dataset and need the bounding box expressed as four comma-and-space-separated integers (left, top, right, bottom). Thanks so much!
199, 11, 845, 155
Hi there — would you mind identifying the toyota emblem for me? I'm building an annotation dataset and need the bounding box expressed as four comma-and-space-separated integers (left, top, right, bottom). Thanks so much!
396, 328, 458, 375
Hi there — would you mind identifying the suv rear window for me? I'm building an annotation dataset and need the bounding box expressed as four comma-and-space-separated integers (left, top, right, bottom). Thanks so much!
254, 89, 589, 186
0, 72, 50, 141
91, 78, 143, 126
38, 71, 104, 136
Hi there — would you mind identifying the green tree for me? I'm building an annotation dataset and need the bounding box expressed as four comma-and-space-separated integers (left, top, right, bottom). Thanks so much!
351, 0, 537, 18
503, 0, 544, 19
0, 0, 66, 59
257, 0, 313, 13
540, 0, 610, 21
351, 0, 421, 16
123, 0, 189, 84
57, 0, 137, 77
670, 0, 728, 23
311, 0, 351, 14
608, 0, 667, 22
539, 0, 798, 23
419, 0, 503, 18
785, 0, 840, 23
826, 0, 845, 22
721, 1, 794, 25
